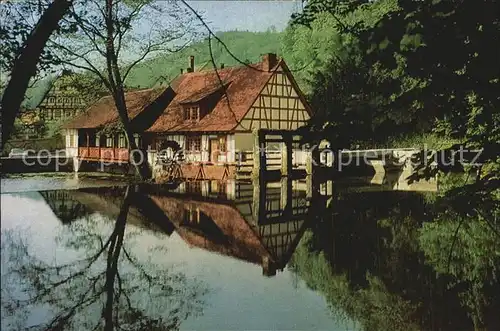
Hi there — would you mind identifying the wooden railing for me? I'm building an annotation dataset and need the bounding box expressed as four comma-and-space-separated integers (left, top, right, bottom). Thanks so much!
78, 147, 129, 162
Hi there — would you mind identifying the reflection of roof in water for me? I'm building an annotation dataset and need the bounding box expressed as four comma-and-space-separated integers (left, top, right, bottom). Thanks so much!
39, 190, 93, 224
66, 190, 147, 224
40, 188, 160, 233
147, 193, 309, 276
40, 182, 314, 276
150, 194, 270, 264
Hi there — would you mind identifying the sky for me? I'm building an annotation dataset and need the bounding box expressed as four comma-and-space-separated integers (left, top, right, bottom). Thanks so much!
188, 1, 303, 32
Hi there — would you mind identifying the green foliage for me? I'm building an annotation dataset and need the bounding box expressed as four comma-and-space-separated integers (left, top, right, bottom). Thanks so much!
290, 231, 420, 331
280, 13, 344, 93
286, 0, 434, 147
97, 120, 125, 136
359, 0, 499, 169
288, 8, 500, 294
384, 133, 462, 150
0, 1, 63, 78
23, 30, 282, 107
56, 71, 107, 105
23, 70, 106, 110
22, 76, 57, 109
124, 30, 282, 88
420, 217, 500, 285
289, 0, 500, 168
2, 136, 64, 155
419, 208, 500, 328
290, 187, 500, 330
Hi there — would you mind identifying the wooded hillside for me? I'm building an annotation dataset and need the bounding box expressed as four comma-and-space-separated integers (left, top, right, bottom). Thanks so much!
22, 30, 283, 109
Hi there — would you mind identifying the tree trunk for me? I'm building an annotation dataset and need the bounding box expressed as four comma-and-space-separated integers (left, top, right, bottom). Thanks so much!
0, 0, 72, 150
103, 186, 130, 331
104, 0, 150, 180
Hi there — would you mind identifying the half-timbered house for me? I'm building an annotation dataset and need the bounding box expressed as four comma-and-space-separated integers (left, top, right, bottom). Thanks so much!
146, 179, 311, 276
62, 53, 312, 179
37, 72, 90, 123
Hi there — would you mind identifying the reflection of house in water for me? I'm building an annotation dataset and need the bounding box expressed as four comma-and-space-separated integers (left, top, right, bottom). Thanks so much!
39, 190, 92, 224
41, 179, 330, 277
40, 177, 435, 276
40, 188, 164, 234
144, 179, 321, 276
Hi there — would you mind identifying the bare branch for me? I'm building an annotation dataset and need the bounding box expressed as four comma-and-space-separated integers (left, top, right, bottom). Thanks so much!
48, 39, 111, 89
121, 37, 190, 84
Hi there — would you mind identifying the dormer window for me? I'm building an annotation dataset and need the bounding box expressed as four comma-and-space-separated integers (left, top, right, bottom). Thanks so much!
183, 105, 200, 121
191, 106, 199, 120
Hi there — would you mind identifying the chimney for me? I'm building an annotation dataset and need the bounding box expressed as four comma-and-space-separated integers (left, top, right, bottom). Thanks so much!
187, 55, 194, 73
262, 53, 278, 72
221, 63, 224, 69
180, 68, 184, 74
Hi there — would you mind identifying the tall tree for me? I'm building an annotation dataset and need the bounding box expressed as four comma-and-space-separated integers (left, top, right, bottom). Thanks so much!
1, 0, 73, 149
287, 0, 419, 147
293, 0, 500, 185
49, 0, 198, 179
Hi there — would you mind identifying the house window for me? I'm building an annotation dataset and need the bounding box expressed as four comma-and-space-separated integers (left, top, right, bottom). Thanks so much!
219, 136, 227, 152
96, 135, 100, 147
191, 106, 200, 120
186, 136, 201, 151
106, 135, 113, 147
183, 106, 200, 121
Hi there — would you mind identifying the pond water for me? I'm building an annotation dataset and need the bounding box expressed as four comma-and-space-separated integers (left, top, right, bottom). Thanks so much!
1, 173, 131, 193
1, 176, 499, 330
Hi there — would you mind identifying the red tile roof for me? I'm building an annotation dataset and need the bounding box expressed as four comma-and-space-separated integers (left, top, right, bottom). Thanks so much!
62, 87, 165, 129
178, 81, 230, 104
147, 62, 276, 133
148, 194, 272, 264
64, 57, 284, 132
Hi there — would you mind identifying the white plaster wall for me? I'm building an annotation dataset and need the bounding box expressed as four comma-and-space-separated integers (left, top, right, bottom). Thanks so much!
160, 135, 185, 150
234, 133, 253, 151
65, 129, 78, 157
201, 181, 209, 196
226, 179, 236, 200
165, 134, 203, 163
227, 134, 235, 163
201, 135, 209, 162
156, 134, 236, 164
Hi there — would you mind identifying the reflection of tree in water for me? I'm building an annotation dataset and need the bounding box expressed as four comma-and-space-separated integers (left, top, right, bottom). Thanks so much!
289, 188, 500, 331
39, 190, 92, 224
419, 210, 500, 330
1, 186, 207, 331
